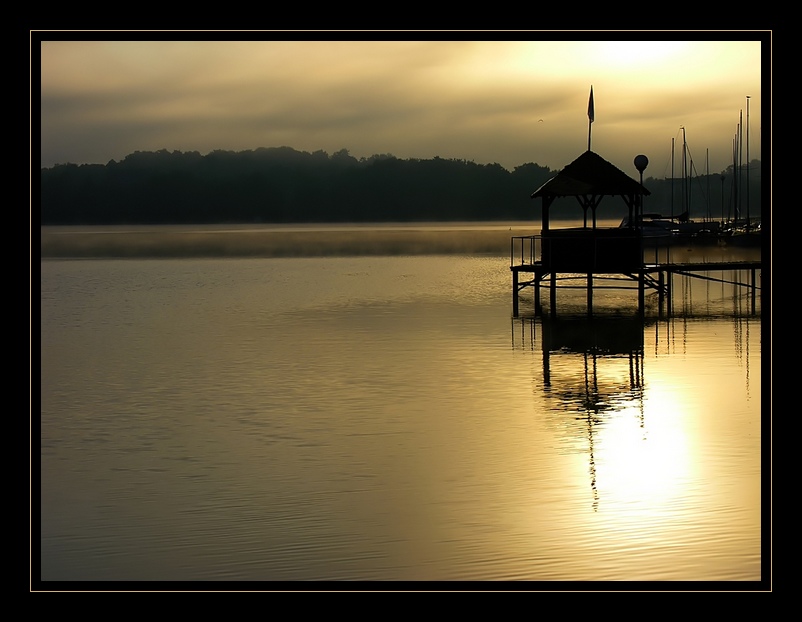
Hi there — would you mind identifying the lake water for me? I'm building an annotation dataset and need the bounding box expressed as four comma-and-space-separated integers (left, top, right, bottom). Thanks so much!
36, 223, 767, 587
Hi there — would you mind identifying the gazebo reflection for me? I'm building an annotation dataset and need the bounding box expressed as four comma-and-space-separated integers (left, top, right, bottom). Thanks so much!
513, 314, 647, 511
513, 314, 645, 390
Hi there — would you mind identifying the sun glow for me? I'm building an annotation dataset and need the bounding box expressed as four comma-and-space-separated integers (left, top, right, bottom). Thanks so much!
596, 384, 693, 508
594, 41, 690, 68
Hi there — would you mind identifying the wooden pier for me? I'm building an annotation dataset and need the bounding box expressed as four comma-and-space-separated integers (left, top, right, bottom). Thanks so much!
510, 150, 761, 318
511, 242, 761, 317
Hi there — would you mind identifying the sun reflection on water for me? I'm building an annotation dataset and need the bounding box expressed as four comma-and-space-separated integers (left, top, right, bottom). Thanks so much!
596, 394, 692, 511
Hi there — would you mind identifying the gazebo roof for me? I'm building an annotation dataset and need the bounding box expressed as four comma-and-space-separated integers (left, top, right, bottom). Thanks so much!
531, 150, 650, 199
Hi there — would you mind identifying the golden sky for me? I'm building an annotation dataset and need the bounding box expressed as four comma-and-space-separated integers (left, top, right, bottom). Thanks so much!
38, 36, 767, 177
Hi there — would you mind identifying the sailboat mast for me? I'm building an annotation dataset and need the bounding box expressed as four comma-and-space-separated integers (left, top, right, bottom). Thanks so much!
706, 149, 710, 222
746, 96, 750, 230
738, 109, 743, 223
731, 133, 738, 222
682, 126, 691, 218
671, 138, 674, 220
681, 127, 688, 217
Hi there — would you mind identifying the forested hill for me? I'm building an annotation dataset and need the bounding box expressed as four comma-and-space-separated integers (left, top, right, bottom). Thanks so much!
39, 147, 762, 225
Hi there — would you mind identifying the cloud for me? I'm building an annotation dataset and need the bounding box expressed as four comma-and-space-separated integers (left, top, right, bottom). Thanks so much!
38, 39, 764, 174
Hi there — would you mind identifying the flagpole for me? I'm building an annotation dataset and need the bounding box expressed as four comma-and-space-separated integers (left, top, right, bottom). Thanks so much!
587, 86, 594, 151
588, 118, 592, 151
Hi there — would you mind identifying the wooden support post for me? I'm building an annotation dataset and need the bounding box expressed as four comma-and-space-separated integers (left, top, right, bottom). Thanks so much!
587, 273, 593, 316
512, 268, 519, 318
534, 271, 542, 316
751, 267, 756, 315
542, 321, 551, 386
638, 270, 645, 317
550, 272, 557, 318
658, 271, 665, 317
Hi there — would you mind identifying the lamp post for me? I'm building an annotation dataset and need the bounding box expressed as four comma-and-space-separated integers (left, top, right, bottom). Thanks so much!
634, 154, 650, 264
634, 154, 650, 315
634, 155, 649, 222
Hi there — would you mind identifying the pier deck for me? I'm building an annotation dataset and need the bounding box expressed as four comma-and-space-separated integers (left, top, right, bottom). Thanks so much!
511, 257, 761, 317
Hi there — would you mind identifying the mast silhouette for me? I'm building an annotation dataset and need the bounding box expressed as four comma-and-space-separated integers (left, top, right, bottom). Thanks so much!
746, 96, 750, 230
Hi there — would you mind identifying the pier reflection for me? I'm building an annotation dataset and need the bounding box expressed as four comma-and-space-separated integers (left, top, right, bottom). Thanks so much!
512, 312, 758, 512
513, 315, 646, 511
513, 315, 645, 396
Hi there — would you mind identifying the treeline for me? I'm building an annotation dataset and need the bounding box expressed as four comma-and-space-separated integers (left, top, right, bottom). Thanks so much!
39, 146, 762, 225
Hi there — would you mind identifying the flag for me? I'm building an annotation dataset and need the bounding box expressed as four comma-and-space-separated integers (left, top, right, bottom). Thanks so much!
588, 86, 595, 123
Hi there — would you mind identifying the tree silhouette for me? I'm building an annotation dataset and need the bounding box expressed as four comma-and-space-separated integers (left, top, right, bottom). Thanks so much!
40, 147, 762, 225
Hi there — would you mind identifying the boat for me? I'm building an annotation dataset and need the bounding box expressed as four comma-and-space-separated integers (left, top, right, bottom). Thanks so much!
619, 211, 720, 244
670, 210, 722, 243
647, 129, 723, 245
619, 213, 676, 241
720, 219, 762, 247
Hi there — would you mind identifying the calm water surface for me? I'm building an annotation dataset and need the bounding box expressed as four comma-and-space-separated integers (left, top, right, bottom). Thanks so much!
37, 224, 765, 585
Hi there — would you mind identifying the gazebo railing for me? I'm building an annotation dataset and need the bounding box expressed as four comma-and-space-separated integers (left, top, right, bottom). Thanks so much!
511, 228, 676, 272
510, 235, 538, 267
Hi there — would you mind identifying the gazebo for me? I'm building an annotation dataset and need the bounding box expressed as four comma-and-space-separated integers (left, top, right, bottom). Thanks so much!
510, 147, 759, 318
510, 149, 653, 316
531, 150, 650, 273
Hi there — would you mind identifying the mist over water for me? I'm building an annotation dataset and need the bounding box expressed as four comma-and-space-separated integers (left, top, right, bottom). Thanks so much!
40, 222, 546, 259
40, 221, 763, 265
37, 222, 764, 585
